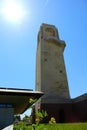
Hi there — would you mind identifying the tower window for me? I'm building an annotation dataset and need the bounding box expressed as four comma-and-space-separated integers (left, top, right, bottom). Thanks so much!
44, 58, 47, 61
60, 70, 63, 73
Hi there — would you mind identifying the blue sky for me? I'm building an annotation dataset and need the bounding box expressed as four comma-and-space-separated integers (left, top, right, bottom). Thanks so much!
0, 0, 87, 115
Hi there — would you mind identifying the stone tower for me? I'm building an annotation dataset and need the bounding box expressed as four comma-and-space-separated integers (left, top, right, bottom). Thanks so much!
35, 23, 71, 122
35, 23, 87, 123
36, 23, 70, 103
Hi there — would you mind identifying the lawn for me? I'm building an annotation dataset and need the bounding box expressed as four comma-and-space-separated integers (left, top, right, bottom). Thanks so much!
14, 122, 87, 130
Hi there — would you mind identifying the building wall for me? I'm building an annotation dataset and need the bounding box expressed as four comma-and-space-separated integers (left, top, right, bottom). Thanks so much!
0, 107, 14, 129
40, 102, 87, 123
40, 103, 77, 123
73, 100, 87, 122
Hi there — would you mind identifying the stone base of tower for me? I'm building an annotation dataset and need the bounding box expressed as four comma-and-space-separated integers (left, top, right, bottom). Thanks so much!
35, 94, 87, 123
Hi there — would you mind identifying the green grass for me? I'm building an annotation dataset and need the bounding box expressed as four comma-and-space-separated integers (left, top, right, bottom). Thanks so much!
14, 122, 87, 130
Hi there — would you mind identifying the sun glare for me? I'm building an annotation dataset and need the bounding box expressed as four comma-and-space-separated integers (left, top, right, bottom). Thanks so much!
2, 0, 25, 23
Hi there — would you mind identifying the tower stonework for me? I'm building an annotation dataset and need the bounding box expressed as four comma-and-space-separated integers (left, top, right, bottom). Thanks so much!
35, 23, 87, 123
36, 23, 70, 103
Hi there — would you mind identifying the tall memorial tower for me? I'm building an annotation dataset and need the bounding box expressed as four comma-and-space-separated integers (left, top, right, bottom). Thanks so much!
35, 23, 71, 122
36, 23, 70, 102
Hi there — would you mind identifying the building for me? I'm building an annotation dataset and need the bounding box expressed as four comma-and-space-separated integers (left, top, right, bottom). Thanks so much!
0, 88, 43, 129
35, 23, 87, 123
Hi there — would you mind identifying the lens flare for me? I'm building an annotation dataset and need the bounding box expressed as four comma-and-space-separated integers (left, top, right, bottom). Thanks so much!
2, 0, 25, 23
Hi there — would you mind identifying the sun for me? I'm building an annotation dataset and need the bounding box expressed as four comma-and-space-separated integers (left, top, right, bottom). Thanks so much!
2, 0, 25, 23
